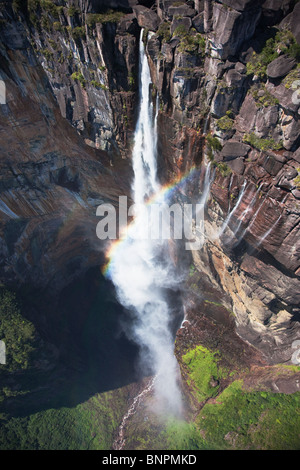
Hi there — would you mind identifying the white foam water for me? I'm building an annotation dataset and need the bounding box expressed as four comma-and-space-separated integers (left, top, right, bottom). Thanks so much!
108, 30, 182, 415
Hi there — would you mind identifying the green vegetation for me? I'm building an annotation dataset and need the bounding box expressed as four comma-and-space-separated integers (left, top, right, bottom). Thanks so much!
53, 21, 63, 32
189, 264, 196, 277
12, 0, 26, 14
157, 21, 171, 43
40, 0, 60, 19
294, 168, 300, 190
71, 26, 86, 41
86, 9, 125, 27
246, 30, 300, 79
142, 28, 149, 44
250, 84, 279, 108
182, 345, 227, 402
91, 80, 108, 91
41, 48, 53, 61
71, 71, 86, 88
206, 134, 222, 153
283, 63, 300, 88
68, 6, 79, 17
173, 24, 189, 38
0, 289, 36, 372
205, 134, 231, 177
0, 388, 128, 450
162, 418, 200, 450
216, 162, 232, 177
159, 378, 300, 450
216, 114, 234, 131
243, 133, 283, 151
195, 381, 300, 449
173, 25, 206, 55
128, 73, 135, 89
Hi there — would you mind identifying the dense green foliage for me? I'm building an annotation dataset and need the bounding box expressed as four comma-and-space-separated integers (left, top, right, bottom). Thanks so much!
243, 133, 283, 151
182, 345, 227, 402
0, 389, 127, 450
71, 26, 86, 41
206, 134, 222, 153
196, 381, 300, 450
216, 114, 234, 131
246, 29, 300, 79
86, 10, 125, 27
250, 84, 279, 108
0, 289, 36, 371
157, 21, 171, 43
71, 71, 86, 88
162, 418, 200, 450
160, 381, 300, 450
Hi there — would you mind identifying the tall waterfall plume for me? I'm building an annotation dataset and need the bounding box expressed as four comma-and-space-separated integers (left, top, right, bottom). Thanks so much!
106, 30, 183, 414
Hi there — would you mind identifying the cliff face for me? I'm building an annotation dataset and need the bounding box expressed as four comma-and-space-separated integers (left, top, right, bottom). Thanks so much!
141, 0, 300, 364
0, 0, 299, 391
0, 1, 136, 298
0, 0, 300, 452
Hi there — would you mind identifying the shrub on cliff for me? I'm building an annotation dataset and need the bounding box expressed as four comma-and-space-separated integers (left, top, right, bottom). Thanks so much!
71, 71, 86, 88
246, 30, 300, 80
86, 10, 125, 28
243, 133, 283, 152
216, 114, 234, 131
157, 21, 171, 43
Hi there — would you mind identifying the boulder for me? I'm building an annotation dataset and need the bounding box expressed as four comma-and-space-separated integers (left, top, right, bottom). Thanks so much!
132, 5, 159, 31
266, 82, 300, 114
279, 2, 300, 44
261, 0, 291, 26
227, 157, 245, 174
255, 106, 279, 139
221, 141, 251, 160
267, 54, 296, 79
192, 12, 205, 33
116, 13, 138, 34
281, 113, 300, 150
170, 16, 192, 36
292, 189, 300, 199
168, 5, 196, 18
204, 0, 213, 32
225, 69, 245, 87
259, 154, 284, 176
235, 62, 246, 74
292, 147, 300, 163
210, 2, 261, 59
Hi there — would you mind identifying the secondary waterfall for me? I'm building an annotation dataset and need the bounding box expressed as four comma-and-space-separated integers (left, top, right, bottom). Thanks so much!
107, 30, 182, 414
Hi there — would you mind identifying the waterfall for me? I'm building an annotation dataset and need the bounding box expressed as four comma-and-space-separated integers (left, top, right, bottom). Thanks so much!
251, 214, 282, 252
230, 184, 261, 240
107, 30, 182, 415
218, 180, 247, 238
132, 34, 159, 205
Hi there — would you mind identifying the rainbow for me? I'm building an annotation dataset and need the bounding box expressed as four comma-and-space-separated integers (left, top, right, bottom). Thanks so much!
101, 165, 201, 278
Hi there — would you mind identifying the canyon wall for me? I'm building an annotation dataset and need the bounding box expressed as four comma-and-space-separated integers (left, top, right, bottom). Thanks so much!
0, 0, 299, 366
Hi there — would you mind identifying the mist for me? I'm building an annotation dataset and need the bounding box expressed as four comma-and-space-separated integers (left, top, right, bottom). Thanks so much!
106, 30, 184, 414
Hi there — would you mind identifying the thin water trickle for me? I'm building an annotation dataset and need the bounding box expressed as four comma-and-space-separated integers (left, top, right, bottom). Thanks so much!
218, 180, 247, 238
